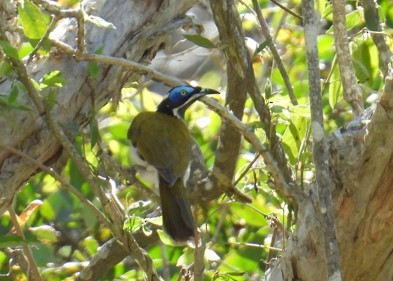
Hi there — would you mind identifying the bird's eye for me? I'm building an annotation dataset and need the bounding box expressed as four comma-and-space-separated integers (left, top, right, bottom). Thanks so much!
180, 90, 187, 96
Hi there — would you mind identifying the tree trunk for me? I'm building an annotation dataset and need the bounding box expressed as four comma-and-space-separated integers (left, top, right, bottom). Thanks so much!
1, 1, 393, 280
0, 0, 196, 215
266, 76, 393, 280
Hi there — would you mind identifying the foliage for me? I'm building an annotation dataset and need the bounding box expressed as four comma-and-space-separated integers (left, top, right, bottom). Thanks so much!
0, 0, 391, 280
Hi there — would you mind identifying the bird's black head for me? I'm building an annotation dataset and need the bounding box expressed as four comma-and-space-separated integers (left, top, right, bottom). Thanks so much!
157, 85, 219, 119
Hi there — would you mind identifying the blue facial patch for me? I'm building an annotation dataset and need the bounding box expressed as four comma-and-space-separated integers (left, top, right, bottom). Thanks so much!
168, 86, 195, 103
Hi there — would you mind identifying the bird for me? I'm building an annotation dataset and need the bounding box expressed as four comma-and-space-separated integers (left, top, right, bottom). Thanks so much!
127, 85, 219, 242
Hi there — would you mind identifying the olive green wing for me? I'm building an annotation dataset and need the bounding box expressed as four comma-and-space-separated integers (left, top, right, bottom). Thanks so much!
128, 112, 192, 185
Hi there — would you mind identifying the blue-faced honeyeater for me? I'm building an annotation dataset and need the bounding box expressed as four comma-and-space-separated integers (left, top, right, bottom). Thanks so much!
127, 85, 219, 242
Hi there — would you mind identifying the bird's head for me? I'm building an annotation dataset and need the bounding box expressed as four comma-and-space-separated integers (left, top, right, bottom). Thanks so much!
157, 85, 219, 119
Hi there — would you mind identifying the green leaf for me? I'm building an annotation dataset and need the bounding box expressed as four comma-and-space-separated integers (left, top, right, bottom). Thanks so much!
184, 34, 216, 49
89, 110, 101, 148
157, 229, 178, 246
326, 10, 364, 33
8, 84, 19, 104
352, 38, 377, 85
40, 199, 56, 221
40, 70, 65, 88
0, 60, 12, 76
264, 78, 272, 99
288, 104, 311, 118
88, 61, 100, 78
328, 62, 343, 109
177, 248, 194, 266
123, 215, 143, 232
352, 59, 370, 83
0, 83, 30, 111
44, 89, 58, 110
29, 225, 58, 243
82, 236, 99, 256
346, 10, 363, 30
18, 42, 34, 59
282, 115, 308, 163
0, 235, 37, 247
18, 0, 51, 40
255, 39, 272, 54
0, 40, 19, 59
88, 48, 103, 78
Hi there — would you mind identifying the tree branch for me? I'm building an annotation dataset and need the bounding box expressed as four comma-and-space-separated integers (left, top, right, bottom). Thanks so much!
251, 0, 298, 105
0, 143, 110, 227
0, 26, 161, 281
332, 0, 364, 115
301, 1, 342, 280
210, 0, 299, 207
8, 206, 43, 281
201, 96, 305, 204
363, 0, 393, 77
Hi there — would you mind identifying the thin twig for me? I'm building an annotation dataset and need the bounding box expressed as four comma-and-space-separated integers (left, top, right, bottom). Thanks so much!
251, 0, 298, 105
0, 143, 110, 228
210, 0, 299, 208
229, 241, 282, 251
76, 3, 85, 55
271, 0, 302, 20
233, 153, 260, 186
8, 206, 43, 281
27, 15, 59, 64
193, 230, 205, 281
0, 27, 160, 281
362, 0, 393, 77
52, 38, 184, 86
32, 0, 79, 18
332, 0, 363, 115
201, 96, 305, 204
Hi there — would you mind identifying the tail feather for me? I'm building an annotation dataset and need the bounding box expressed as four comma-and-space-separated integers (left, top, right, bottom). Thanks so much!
159, 176, 195, 242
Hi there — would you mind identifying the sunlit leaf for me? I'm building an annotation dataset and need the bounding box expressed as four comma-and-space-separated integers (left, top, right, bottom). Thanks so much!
328, 63, 343, 109
346, 10, 363, 30
0, 40, 19, 59
157, 229, 178, 246
205, 249, 221, 262
40, 200, 55, 221
288, 104, 311, 118
282, 115, 308, 163
40, 70, 65, 88
177, 248, 194, 266
29, 225, 58, 243
82, 236, 99, 256
18, 0, 51, 40
18, 42, 34, 59
123, 215, 143, 232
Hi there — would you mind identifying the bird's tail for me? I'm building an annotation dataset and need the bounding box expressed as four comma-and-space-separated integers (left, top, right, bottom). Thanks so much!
159, 176, 195, 242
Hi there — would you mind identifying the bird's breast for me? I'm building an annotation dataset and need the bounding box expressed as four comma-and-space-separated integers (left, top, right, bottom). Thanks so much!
128, 111, 193, 187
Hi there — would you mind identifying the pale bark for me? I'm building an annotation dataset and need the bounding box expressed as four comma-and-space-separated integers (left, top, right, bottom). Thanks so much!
0, 0, 196, 216
1, 0, 393, 280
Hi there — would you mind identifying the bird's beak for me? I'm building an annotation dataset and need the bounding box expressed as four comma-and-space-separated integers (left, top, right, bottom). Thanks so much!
199, 88, 220, 96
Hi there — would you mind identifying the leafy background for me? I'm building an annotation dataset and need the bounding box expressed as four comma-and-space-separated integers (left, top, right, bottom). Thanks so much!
0, 0, 392, 280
